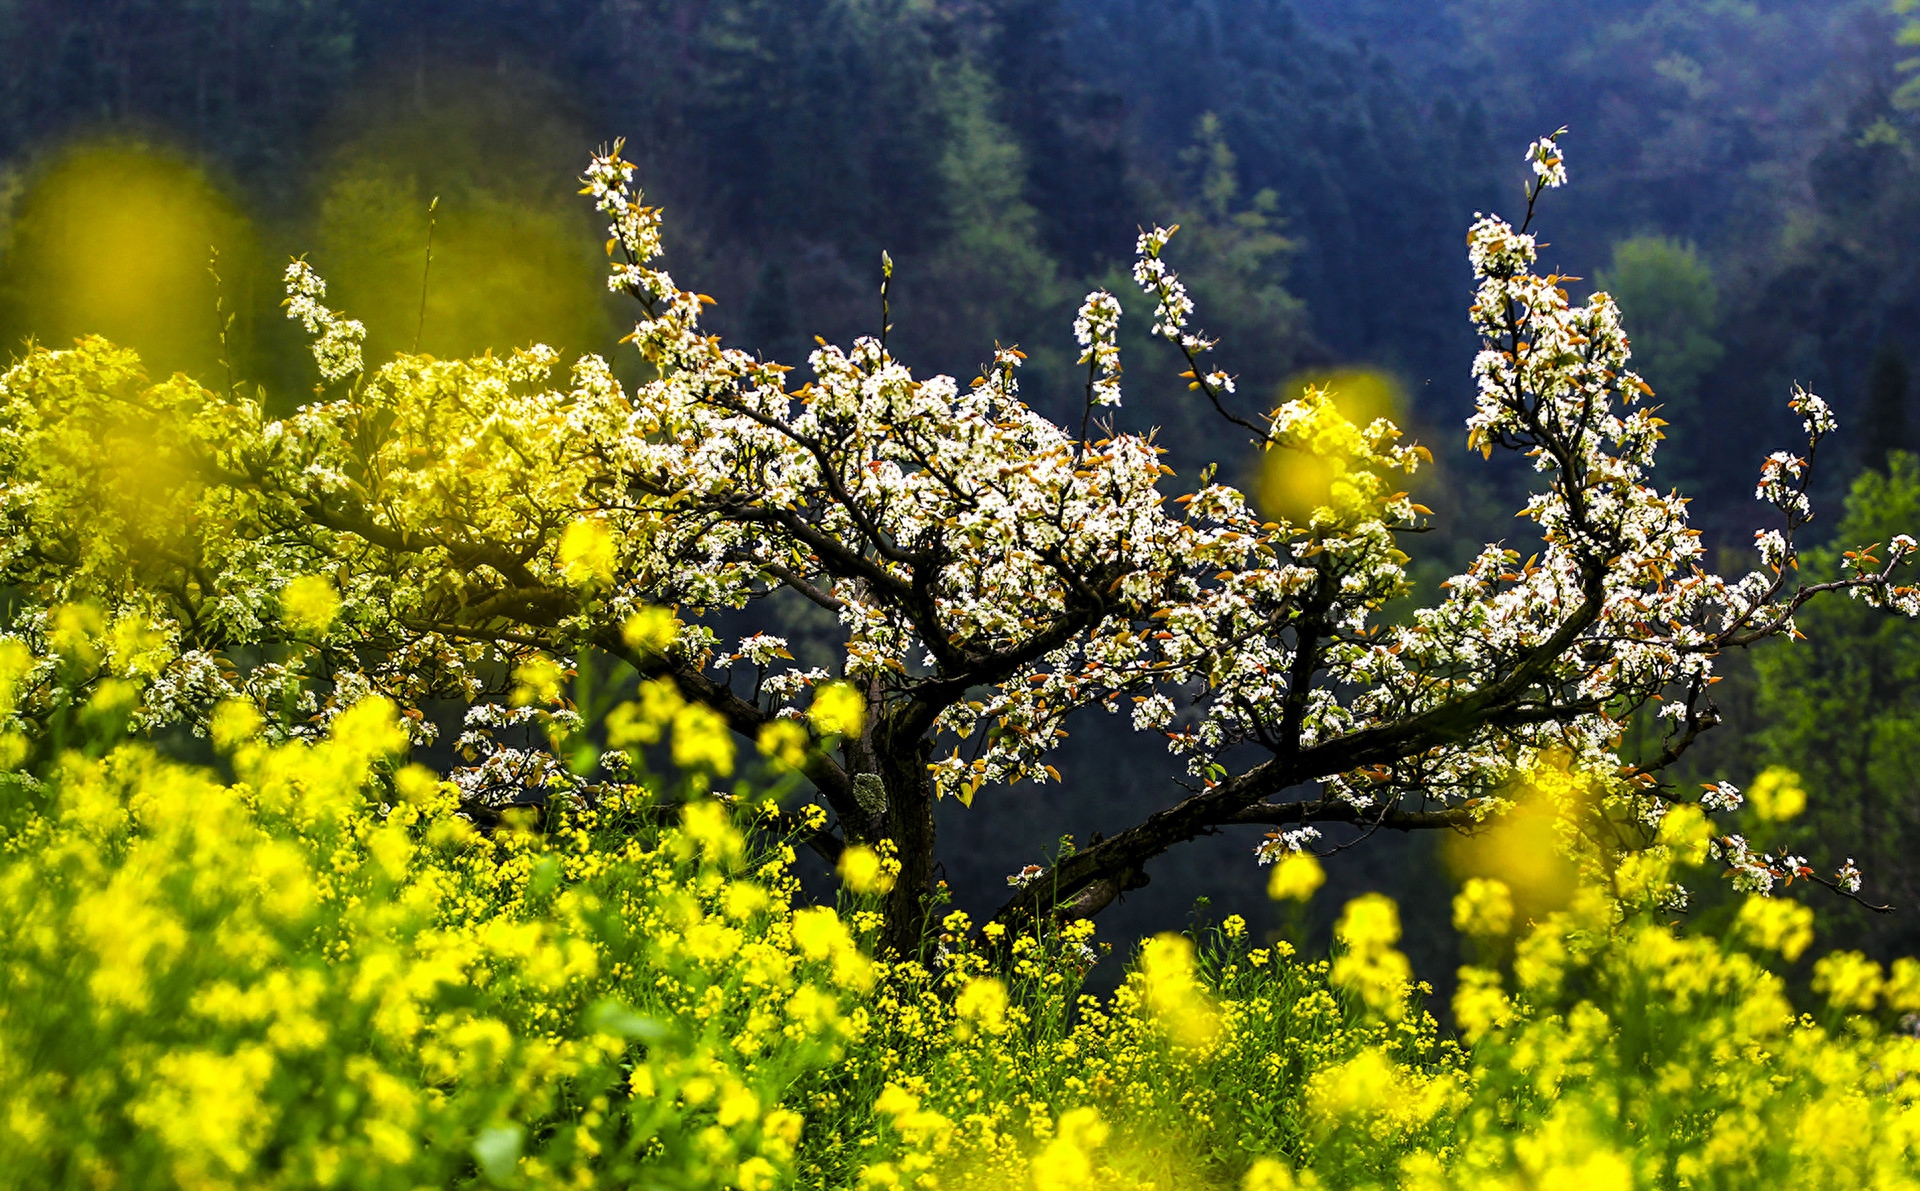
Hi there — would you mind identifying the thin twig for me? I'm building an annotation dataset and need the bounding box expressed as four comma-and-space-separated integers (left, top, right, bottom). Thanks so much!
413, 196, 440, 354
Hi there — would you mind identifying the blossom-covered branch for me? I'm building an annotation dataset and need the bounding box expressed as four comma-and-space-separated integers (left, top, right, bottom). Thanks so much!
991, 132, 1920, 926
0, 132, 1912, 951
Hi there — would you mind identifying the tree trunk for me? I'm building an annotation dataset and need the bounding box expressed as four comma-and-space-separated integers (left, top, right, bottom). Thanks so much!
874, 733, 936, 959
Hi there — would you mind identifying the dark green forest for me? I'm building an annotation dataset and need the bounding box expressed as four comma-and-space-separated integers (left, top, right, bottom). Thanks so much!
5, 0, 1920, 977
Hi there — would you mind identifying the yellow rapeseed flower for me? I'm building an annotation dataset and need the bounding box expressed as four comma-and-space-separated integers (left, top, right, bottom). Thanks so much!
1812, 950, 1884, 1012
671, 701, 736, 777
209, 699, 263, 754
955, 976, 1010, 1037
1242, 1157, 1300, 1191
1887, 957, 1920, 1012
1332, 894, 1411, 1020
1137, 933, 1220, 1048
0, 637, 33, 716
1031, 1106, 1107, 1190
1451, 965, 1512, 1044
680, 800, 746, 866
607, 677, 686, 748
622, 605, 680, 654
757, 718, 811, 771
511, 655, 567, 707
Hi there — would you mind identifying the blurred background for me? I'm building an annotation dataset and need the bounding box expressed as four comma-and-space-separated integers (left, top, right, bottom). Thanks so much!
4, 0, 1920, 993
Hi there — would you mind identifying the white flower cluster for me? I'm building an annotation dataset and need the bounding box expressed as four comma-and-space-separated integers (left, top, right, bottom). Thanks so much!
1700, 782, 1742, 813
1756, 451, 1811, 522
1716, 834, 1778, 894
1073, 290, 1124, 408
1790, 384, 1838, 437
721, 633, 792, 669
1085, 131, 1920, 900
1526, 133, 1568, 189
282, 260, 366, 383
1254, 826, 1321, 864
1132, 227, 1208, 353
1710, 834, 1865, 901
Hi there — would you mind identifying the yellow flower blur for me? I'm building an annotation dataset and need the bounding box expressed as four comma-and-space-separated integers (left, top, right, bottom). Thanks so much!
808, 682, 865, 738
622, 606, 680, 655
837, 845, 897, 896
281, 574, 341, 636
1748, 766, 1807, 822
671, 701, 737, 777
758, 718, 811, 771
1268, 851, 1326, 902
1452, 877, 1515, 938
558, 517, 618, 587
1736, 895, 1815, 962
1332, 894, 1412, 1021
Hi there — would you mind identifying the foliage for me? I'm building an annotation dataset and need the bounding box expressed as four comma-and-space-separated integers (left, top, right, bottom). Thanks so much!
1755, 453, 1920, 954
0, 144, 264, 384
1296, 0, 1857, 264
1424, 882, 1920, 1189
0, 0, 1459, 494
0, 0, 1908, 529
7, 10, 1920, 1182
0, 1, 1157, 413
1092, 112, 1316, 473
1594, 235, 1722, 481
1063, 0, 1489, 384
914, 57, 1070, 389
1899, 0, 1920, 110
309, 69, 618, 367
1692, 74, 1920, 521
1284, 0, 1920, 544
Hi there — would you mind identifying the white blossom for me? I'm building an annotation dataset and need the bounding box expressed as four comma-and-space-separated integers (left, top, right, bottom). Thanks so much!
1254, 825, 1322, 864
1701, 782, 1742, 813
282, 260, 366, 383
1073, 290, 1124, 407
722, 633, 790, 669
1526, 133, 1568, 188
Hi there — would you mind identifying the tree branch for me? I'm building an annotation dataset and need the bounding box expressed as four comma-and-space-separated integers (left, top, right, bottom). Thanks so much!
1220, 800, 1483, 831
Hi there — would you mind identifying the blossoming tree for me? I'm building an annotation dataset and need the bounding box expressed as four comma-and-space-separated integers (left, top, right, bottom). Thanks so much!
2, 134, 1914, 952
